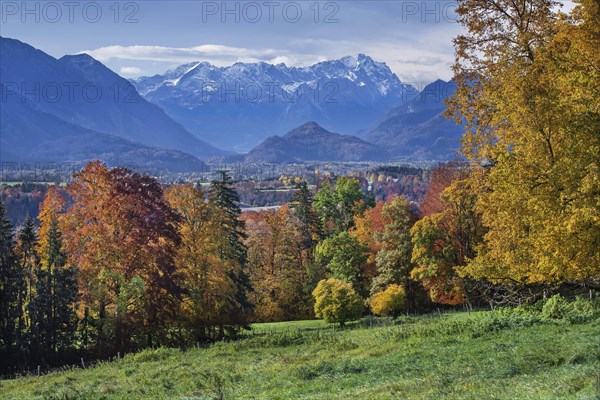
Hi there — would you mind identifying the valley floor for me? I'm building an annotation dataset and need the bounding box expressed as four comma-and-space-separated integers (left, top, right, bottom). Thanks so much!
1, 312, 599, 399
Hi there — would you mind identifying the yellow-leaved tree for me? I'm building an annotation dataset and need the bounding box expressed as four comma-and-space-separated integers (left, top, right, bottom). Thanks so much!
369, 284, 405, 317
448, 0, 600, 286
312, 278, 363, 326
165, 183, 243, 340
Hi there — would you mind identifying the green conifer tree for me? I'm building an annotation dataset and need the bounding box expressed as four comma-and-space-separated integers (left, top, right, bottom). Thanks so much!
0, 203, 20, 356
209, 172, 253, 330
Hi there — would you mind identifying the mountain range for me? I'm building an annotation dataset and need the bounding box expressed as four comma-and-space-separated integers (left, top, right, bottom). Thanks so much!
1, 37, 464, 169
133, 55, 416, 152
0, 37, 225, 171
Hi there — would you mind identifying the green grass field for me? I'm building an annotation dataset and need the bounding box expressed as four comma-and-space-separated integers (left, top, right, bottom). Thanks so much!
1, 311, 599, 400
251, 319, 329, 332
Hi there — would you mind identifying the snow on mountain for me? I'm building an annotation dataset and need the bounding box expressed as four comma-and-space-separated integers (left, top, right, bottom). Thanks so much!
133, 55, 415, 151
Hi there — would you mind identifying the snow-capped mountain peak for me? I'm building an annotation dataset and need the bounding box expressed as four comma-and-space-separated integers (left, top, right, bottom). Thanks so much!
165, 61, 202, 86
132, 54, 416, 152
134, 54, 411, 101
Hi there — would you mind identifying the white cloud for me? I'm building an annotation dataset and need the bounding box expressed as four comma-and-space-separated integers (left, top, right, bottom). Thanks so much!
80, 34, 456, 84
82, 44, 284, 64
396, 56, 445, 66
119, 66, 143, 76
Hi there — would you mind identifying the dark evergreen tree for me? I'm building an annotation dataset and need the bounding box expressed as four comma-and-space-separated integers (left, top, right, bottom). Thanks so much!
15, 216, 37, 356
28, 265, 51, 358
35, 218, 78, 354
0, 203, 20, 358
208, 172, 253, 329
290, 181, 322, 252
290, 181, 325, 302
52, 270, 78, 353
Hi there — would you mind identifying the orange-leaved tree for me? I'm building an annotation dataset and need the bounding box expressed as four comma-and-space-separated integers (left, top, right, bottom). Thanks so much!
62, 161, 181, 352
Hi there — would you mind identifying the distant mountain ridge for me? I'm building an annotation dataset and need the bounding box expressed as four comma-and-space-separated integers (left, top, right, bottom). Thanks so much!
364, 79, 464, 160
1, 36, 465, 167
0, 36, 226, 169
133, 55, 416, 151
0, 84, 208, 172
243, 122, 387, 162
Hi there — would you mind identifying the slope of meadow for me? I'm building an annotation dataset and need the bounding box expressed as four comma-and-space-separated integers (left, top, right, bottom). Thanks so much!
1, 309, 599, 400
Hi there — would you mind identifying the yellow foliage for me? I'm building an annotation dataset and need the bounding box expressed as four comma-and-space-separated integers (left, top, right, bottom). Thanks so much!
449, 0, 600, 284
369, 284, 405, 317
312, 278, 363, 325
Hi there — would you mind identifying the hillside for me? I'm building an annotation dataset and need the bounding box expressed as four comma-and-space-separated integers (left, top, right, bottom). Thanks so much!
0, 37, 226, 161
244, 122, 388, 162
364, 80, 464, 160
2, 310, 598, 399
0, 84, 208, 173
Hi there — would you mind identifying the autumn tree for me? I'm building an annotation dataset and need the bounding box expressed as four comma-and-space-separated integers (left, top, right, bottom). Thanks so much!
449, 0, 600, 286
244, 210, 283, 321
244, 206, 310, 321
369, 284, 405, 317
312, 278, 363, 326
351, 200, 389, 284
63, 161, 181, 352
166, 183, 238, 339
34, 189, 78, 354
411, 175, 485, 305
36, 187, 67, 259
371, 197, 415, 295
164, 184, 210, 330
420, 162, 471, 216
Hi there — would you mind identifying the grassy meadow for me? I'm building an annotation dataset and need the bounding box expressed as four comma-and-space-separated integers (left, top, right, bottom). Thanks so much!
1, 309, 599, 400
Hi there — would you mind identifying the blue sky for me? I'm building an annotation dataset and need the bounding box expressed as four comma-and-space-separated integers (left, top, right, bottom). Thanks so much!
0, 0, 576, 84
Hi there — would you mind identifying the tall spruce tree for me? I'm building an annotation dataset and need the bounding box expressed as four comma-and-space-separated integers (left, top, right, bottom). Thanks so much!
28, 263, 51, 358
290, 181, 321, 252
36, 218, 78, 353
208, 172, 253, 329
16, 215, 38, 356
0, 203, 20, 357
15, 216, 38, 355
290, 181, 325, 299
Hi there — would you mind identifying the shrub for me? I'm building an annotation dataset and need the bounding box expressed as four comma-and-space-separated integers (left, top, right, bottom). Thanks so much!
542, 294, 570, 319
312, 278, 363, 326
564, 297, 598, 323
127, 347, 174, 363
541, 295, 599, 323
369, 284, 406, 317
